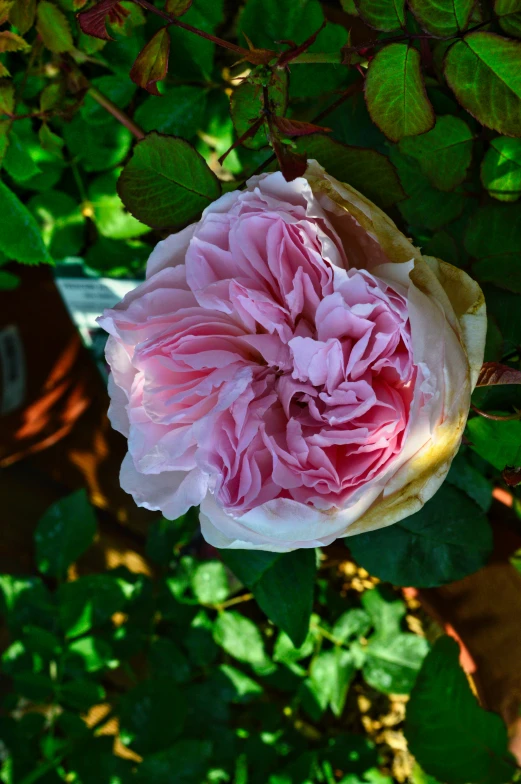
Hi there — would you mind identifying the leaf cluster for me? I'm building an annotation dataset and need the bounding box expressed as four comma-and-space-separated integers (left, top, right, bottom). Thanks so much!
1, 490, 515, 784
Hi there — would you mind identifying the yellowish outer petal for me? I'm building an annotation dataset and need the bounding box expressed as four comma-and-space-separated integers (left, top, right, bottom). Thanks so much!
304, 163, 487, 537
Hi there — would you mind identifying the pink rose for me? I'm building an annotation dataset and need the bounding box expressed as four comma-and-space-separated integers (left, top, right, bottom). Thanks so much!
99, 162, 486, 552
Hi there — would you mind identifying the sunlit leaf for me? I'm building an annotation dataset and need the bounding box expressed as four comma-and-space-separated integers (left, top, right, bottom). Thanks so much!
444, 33, 521, 137
481, 136, 521, 201
365, 44, 435, 141
409, 0, 475, 36
130, 27, 170, 95
118, 132, 221, 229
0, 181, 52, 264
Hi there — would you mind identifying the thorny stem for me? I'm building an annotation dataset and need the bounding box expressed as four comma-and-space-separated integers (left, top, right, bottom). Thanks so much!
471, 404, 521, 422
341, 19, 491, 59
244, 78, 363, 181
131, 0, 250, 57
88, 85, 145, 139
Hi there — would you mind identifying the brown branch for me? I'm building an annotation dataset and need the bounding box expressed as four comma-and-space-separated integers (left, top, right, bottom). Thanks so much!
87, 86, 145, 139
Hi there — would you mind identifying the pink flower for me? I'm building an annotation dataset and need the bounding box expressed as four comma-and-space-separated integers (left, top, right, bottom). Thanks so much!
99, 162, 486, 552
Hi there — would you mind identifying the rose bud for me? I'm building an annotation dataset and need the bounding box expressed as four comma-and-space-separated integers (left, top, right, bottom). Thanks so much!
98, 162, 486, 552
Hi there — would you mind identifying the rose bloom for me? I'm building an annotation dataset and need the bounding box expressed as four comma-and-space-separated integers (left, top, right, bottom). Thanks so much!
99, 162, 486, 552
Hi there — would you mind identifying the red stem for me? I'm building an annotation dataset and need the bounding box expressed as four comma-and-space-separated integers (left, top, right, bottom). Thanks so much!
131, 0, 254, 58
88, 86, 145, 139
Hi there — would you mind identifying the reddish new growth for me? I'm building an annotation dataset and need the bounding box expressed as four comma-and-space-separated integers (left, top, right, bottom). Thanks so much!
77, 0, 129, 41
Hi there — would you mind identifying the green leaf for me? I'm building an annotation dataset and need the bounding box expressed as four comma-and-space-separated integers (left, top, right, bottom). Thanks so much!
22, 626, 62, 659
290, 23, 349, 99
309, 648, 355, 716
398, 116, 473, 191
9, 0, 37, 34
130, 27, 170, 96
85, 236, 149, 277
251, 551, 316, 648
467, 416, 521, 470
355, 0, 405, 31
149, 637, 191, 684
63, 114, 132, 173
145, 513, 198, 565
118, 132, 221, 229
327, 90, 387, 150
481, 136, 521, 201
510, 548, 521, 575
219, 663, 264, 702
408, 0, 474, 36
332, 609, 372, 644
465, 204, 521, 292
168, 0, 224, 81
213, 611, 272, 673
341, 0, 359, 12
0, 180, 52, 264
13, 672, 54, 702
348, 483, 493, 587
422, 229, 463, 267
365, 44, 435, 142
273, 622, 318, 667
191, 560, 231, 605
81, 77, 137, 126
66, 636, 115, 673
231, 71, 287, 150
58, 680, 106, 711
220, 551, 280, 586
444, 33, 521, 138
166, 0, 193, 15
3, 128, 41, 182
446, 451, 492, 512
27, 192, 85, 260
136, 740, 212, 784
405, 637, 515, 784
361, 586, 405, 638
134, 85, 207, 136
485, 285, 521, 351
0, 269, 20, 290
38, 123, 64, 160
36, 0, 73, 53
57, 574, 129, 637
239, 0, 323, 50
119, 677, 186, 755
88, 169, 150, 240
0, 576, 54, 633
221, 550, 316, 647
34, 490, 97, 579
363, 633, 429, 695
389, 147, 465, 230
183, 610, 218, 667
294, 135, 404, 209
495, 0, 521, 38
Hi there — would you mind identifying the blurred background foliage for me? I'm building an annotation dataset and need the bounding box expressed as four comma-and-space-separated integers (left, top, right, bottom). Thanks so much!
2, 0, 521, 781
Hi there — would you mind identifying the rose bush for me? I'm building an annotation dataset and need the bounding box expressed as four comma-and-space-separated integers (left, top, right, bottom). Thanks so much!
99, 161, 486, 552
